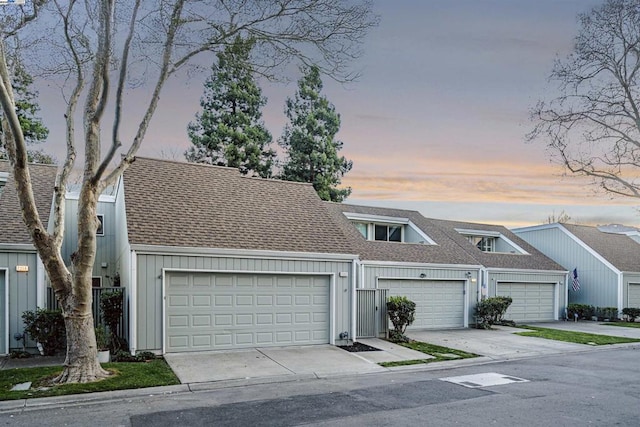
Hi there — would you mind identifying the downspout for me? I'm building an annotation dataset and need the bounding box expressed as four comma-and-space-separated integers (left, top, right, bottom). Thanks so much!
351, 259, 358, 343
618, 272, 624, 316
130, 250, 137, 356
36, 255, 45, 309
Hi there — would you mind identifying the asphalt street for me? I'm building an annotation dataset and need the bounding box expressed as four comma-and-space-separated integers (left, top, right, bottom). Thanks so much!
1, 346, 638, 426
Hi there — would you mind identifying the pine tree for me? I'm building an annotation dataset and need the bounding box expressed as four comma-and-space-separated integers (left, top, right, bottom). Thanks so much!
279, 65, 352, 202
0, 58, 52, 164
186, 36, 274, 177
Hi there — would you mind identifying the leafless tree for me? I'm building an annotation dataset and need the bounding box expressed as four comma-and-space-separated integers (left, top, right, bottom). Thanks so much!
0, 0, 377, 383
529, 0, 640, 199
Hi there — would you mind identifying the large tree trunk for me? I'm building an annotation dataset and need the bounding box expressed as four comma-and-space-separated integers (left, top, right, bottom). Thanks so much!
50, 185, 109, 383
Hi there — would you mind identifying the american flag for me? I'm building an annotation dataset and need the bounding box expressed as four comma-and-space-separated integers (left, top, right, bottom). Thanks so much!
572, 268, 580, 292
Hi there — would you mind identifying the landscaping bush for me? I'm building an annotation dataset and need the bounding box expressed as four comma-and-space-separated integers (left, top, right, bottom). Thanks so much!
475, 296, 513, 329
111, 350, 157, 362
596, 307, 619, 321
622, 307, 640, 322
21, 308, 66, 356
567, 303, 594, 320
100, 290, 125, 352
387, 296, 416, 342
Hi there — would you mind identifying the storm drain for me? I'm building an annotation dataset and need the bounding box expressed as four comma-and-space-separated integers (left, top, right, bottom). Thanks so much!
440, 372, 529, 388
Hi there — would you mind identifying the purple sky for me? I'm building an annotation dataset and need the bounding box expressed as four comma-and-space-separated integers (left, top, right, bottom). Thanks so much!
34, 0, 639, 228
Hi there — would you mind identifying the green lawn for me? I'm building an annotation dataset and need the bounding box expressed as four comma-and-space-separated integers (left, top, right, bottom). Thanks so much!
0, 359, 179, 401
516, 325, 640, 345
603, 322, 640, 329
378, 341, 478, 368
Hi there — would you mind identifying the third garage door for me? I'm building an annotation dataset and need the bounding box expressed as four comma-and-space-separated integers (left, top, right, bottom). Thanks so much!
378, 279, 465, 329
165, 272, 330, 352
497, 282, 556, 322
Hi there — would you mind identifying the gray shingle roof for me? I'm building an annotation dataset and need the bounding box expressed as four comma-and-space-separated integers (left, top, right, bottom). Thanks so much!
325, 203, 480, 265
0, 161, 57, 245
562, 224, 640, 272
122, 157, 358, 255
429, 218, 565, 271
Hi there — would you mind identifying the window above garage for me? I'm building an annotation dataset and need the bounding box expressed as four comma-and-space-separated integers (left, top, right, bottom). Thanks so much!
344, 212, 436, 244
456, 228, 529, 254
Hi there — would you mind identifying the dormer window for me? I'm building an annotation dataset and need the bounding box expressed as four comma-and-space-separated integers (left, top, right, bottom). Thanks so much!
0, 172, 7, 198
456, 228, 528, 254
345, 212, 436, 245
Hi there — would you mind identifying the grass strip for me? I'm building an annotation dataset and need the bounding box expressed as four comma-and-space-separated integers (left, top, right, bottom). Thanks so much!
516, 325, 640, 345
379, 341, 478, 368
603, 322, 640, 329
0, 359, 179, 401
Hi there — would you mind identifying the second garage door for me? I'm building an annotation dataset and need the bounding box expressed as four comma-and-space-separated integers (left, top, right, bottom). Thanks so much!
628, 283, 640, 308
378, 279, 465, 329
497, 282, 556, 322
165, 272, 330, 352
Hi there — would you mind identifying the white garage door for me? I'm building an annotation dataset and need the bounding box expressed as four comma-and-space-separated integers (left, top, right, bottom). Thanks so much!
629, 283, 640, 308
497, 282, 556, 322
379, 279, 465, 329
165, 272, 330, 352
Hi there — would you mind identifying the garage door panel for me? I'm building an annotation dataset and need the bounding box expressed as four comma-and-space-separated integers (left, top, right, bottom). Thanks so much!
498, 282, 555, 322
379, 279, 465, 329
166, 272, 330, 352
629, 284, 640, 307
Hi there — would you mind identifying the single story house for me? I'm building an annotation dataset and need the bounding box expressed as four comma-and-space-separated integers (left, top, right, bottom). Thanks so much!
0, 161, 57, 354
514, 223, 640, 313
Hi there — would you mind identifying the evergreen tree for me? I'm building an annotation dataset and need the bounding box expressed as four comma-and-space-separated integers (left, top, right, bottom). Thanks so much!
279, 65, 352, 202
186, 36, 274, 177
0, 58, 53, 164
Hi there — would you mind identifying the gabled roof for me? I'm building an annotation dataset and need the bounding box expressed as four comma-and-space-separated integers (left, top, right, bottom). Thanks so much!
325, 203, 480, 266
560, 223, 640, 272
429, 218, 565, 271
122, 157, 357, 255
0, 161, 57, 245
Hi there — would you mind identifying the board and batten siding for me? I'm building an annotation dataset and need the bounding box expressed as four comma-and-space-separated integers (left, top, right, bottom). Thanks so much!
515, 227, 619, 308
362, 265, 480, 329
0, 251, 39, 352
134, 253, 354, 353
62, 198, 118, 286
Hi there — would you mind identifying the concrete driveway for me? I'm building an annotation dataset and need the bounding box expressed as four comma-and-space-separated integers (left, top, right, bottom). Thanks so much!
163, 321, 640, 385
407, 325, 588, 360
164, 342, 426, 384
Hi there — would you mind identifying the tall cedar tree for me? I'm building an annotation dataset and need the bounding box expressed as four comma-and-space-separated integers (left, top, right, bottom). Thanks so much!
0, 58, 52, 164
186, 36, 274, 177
279, 65, 352, 202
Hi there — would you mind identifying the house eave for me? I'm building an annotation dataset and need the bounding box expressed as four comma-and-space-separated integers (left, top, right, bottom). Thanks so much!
0, 243, 36, 252
129, 244, 360, 262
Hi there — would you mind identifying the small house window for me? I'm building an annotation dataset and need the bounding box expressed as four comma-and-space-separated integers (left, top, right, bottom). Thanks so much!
374, 224, 402, 242
92, 277, 102, 288
354, 222, 368, 239
96, 214, 104, 236
466, 236, 496, 252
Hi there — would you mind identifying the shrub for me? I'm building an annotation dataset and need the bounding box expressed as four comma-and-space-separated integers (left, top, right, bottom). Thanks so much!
95, 325, 109, 351
596, 307, 619, 321
100, 290, 124, 352
475, 296, 513, 329
111, 350, 157, 362
567, 303, 594, 320
622, 307, 640, 322
21, 308, 66, 356
387, 296, 416, 342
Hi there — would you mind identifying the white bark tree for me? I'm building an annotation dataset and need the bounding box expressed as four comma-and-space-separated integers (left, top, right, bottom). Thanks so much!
0, 0, 377, 383
529, 0, 640, 199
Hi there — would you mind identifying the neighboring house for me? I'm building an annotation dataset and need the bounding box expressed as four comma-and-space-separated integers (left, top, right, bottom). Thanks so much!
429, 219, 567, 323
0, 161, 57, 354
326, 203, 482, 331
514, 223, 640, 313
326, 204, 567, 327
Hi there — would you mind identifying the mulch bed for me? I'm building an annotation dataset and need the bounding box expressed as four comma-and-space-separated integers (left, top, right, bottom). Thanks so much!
338, 342, 381, 352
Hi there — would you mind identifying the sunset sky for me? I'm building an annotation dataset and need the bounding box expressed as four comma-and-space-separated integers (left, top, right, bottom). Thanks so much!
34, 0, 639, 228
